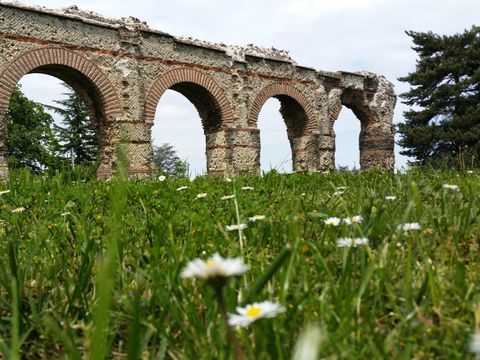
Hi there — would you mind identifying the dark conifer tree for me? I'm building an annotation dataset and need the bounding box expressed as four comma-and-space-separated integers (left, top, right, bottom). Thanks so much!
47, 85, 99, 166
398, 26, 480, 168
153, 143, 189, 178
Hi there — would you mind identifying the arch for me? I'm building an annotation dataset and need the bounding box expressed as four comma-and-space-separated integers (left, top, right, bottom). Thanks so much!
0, 47, 123, 179
325, 86, 395, 171
0, 47, 122, 118
249, 83, 319, 172
248, 82, 316, 130
145, 67, 234, 129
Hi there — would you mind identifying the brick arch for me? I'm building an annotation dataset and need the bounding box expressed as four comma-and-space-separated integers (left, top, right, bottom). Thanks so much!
248, 82, 316, 130
145, 67, 234, 126
0, 47, 122, 117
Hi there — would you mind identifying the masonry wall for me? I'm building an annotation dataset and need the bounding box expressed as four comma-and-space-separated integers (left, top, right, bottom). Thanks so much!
0, 3, 396, 180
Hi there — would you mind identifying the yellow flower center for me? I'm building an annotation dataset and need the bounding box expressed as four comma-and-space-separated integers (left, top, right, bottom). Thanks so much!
246, 306, 262, 317
206, 260, 216, 268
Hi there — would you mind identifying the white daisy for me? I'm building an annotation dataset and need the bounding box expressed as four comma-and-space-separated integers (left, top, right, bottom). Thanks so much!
470, 331, 480, 355
336, 237, 369, 247
228, 301, 285, 328
442, 184, 459, 191
180, 253, 249, 280
248, 215, 265, 222
343, 215, 363, 225
12, 207, 26, 213
221, 195, 235, 200
158, 175, 166, 181
324, 217, 341, 226
241, 186, 254, 191
333, 191, 344, 196
385, 196, 397, 201
397, 222, 421, 231
226, 223, 248, 231
176, 186, 189, 191
195, 192, 207, 199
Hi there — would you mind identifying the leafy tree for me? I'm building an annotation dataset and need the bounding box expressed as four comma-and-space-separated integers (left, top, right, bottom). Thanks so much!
7, 86, 60, 172
46, 84, 98, 166
153, 143, 189, 177
398, 26, 480, 168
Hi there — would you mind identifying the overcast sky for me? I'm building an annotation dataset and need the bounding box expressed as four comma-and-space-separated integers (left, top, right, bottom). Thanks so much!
13, 0, 480, 175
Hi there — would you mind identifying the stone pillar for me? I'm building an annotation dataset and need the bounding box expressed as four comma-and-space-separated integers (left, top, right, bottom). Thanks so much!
95, 117, 117, 178
117, 120, 156, 177
359, 78, 396, 171
206, 127, 260, 176
291, 130, 321, 172
0, 106, 8, 181
360, 123, 395, 171
319, 88, 342, 171
318, 133, 335, 171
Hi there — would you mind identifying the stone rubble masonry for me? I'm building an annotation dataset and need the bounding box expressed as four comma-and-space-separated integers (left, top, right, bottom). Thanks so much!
0, 3, 396, 180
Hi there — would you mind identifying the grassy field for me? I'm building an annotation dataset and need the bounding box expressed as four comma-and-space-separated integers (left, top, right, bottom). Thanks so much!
0, 169, 479, 359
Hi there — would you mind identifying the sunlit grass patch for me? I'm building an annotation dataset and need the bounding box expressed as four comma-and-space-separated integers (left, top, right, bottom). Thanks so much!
0, 169, 479, 358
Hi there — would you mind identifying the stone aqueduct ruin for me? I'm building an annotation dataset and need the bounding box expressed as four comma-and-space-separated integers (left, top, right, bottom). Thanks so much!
0, 3, 396, 179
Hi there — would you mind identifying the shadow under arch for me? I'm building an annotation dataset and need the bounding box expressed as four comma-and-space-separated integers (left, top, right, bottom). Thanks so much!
248, 82, 317, 172
0, 47, 122, 179
145, 67, 235, 174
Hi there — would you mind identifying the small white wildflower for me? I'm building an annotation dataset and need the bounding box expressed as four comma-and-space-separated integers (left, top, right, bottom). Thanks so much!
301, 193, 306, 196
61, 212, 71, 217
228, 301, 285, 328
336, 237, 369, 247
241, 186, 254, 191
176, 186, 189, 191
324, 217, 341, 226
385, 196, 397, 201
158, 175, 166, 182
181, 252, 249, 280
337, 186, 346, 190
442, 184, 459, 191
226, 223, 248, 231
467, 170, 474, 174
248, 215, 265, 222
12, 207, 26, 213
225, 177, 233, 182
195, 192, 207, 199
333, 191, 344, 196
0, 190, 11, 195
221, 195, 235, 200
397, 222, 421, 231
470, 331, 480, 355
343, 215, 363, 225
